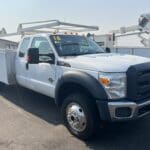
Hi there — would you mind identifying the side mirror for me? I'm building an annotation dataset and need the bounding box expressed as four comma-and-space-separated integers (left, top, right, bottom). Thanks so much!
27, 48, 39, 64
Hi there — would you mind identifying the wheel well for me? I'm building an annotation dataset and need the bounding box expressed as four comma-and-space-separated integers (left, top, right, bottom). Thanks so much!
56, 82, 94, 107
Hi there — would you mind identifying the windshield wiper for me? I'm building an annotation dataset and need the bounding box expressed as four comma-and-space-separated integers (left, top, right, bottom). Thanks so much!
63, 53, 80, 56
63, 51, 105, 56
95, 51, 105, 54
61, 43, 79, 46
79, 51, 104, 55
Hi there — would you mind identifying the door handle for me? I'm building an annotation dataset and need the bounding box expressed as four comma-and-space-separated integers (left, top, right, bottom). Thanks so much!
48, 77, 54, 83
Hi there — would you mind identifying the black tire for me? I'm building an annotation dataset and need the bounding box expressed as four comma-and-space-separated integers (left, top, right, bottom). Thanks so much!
0, 82, 5, 91
61, 92, 100, 140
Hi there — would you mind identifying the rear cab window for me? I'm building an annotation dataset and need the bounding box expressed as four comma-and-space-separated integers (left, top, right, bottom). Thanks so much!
19, 37, 30, 57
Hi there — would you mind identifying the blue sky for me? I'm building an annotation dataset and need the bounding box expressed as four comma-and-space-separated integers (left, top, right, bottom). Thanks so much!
0, 0, 150, 45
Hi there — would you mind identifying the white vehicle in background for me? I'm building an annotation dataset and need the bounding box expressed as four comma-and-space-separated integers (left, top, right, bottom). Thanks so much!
1, 20, 150, 140
111, 13, 150, 48
94, 34, 115, 48
94, 13, 150, 57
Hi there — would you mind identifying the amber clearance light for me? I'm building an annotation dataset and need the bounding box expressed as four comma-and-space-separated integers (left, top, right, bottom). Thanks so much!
99, 77, 110, 86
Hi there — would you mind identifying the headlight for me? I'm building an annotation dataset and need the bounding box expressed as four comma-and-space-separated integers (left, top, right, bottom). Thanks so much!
98, 72, 127, 99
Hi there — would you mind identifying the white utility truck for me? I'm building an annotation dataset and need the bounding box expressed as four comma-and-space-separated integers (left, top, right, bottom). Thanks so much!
1, 20, 150, 140
94, 13, 150, 57
111, 13, 150, 48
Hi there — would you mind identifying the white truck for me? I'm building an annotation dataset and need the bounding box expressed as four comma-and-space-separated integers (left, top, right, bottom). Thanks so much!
94, 13, 150, 56
1, 20, 150, 140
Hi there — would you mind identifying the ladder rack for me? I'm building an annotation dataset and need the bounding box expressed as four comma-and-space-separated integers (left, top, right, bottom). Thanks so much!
0, 20, 99, 37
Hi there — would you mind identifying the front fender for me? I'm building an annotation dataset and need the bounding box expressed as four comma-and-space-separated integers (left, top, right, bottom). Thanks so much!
55, 71, 108, 105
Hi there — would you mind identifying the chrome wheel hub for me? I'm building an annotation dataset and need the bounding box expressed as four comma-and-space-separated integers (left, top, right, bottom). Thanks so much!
66, 103, 87, 132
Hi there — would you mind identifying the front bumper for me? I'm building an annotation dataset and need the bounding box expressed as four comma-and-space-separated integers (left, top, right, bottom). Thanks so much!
96, 99, 150, 121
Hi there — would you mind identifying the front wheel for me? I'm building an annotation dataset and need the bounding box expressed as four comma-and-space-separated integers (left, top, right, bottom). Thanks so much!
61, 93, 100, 140
0, 82, 5, 91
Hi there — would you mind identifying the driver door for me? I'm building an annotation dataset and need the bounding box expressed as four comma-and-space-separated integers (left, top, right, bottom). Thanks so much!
28, 37, 56, 97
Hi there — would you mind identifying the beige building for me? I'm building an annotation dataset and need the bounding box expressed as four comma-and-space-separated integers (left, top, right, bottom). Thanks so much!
0, 39, 18, 50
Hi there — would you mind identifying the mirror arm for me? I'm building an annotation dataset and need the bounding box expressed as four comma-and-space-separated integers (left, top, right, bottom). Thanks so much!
26, 63, 29, 70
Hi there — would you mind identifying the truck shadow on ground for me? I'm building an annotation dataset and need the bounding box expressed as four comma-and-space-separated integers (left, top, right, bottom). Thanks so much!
0, 85, 62, 125
1, 85, 150, 150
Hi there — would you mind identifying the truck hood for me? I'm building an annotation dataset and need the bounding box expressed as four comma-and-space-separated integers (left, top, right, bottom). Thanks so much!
61, 53, 150, 72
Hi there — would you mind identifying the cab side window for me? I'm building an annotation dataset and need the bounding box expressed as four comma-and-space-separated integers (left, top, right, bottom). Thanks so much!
31, 37, 53, 62
19, 38, 30, 57
31, 37, 53, 54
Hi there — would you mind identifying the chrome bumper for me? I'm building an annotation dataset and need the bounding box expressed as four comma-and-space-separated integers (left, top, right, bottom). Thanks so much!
108, 100, 150, 121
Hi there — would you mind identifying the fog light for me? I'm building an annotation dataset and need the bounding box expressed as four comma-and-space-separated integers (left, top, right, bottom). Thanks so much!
115, 107, 132, 118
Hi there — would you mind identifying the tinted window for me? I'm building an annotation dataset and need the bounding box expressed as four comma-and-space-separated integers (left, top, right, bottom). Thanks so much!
19, 38, 30, 57
50, 35, 104, 56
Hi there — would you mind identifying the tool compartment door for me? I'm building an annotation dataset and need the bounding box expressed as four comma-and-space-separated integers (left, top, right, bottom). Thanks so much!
0, 50, 16, 85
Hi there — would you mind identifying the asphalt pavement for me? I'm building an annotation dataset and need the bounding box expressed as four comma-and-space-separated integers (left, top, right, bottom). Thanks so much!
0, 85, 150, 150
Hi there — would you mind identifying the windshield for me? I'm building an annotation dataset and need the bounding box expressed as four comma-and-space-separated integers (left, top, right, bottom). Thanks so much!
50, 35, 104, 56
